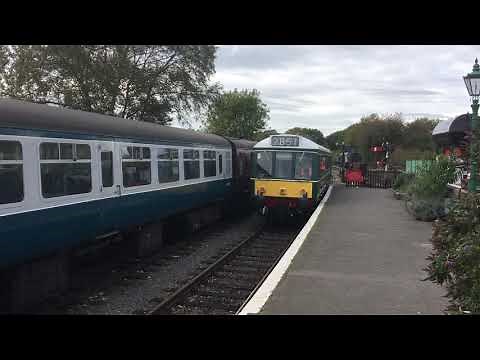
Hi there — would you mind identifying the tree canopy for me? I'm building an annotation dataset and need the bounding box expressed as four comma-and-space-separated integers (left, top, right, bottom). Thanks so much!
285, 127, 326, 146
0, 45, 220, 125
333, 113, 440, 166
203, 89, 270, 140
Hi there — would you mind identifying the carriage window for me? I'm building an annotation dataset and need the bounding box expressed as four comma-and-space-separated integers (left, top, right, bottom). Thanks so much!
219, 154, 223, 174
40, 142, 92, 198
203, 150, 216, 177
183, 149, 200, 180
226, 151, 232, 177
0, 140, 24, 204
294, 152, 314, 180
158, 148, 179, 183
122, 145, 151, 187
256, 151, 273, 178
101, 151, 113, 187
275, 152, 293, 179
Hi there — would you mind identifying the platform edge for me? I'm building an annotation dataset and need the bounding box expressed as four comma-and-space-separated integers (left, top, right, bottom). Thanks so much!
238, 185, 333, 315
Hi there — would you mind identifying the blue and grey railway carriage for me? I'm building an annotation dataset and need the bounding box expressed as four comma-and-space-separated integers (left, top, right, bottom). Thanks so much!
0, 99, 254, 272
252, 134, 332, 217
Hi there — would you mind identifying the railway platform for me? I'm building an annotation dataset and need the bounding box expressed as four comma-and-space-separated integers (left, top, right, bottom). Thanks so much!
240, 185, 448, 315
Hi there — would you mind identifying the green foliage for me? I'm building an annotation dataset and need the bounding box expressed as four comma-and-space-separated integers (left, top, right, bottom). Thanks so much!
285, 127, 325, 145
404, 157, 459, 222
0, 45, 220, 125
425, 194, 480, 314
204, 89, 270, 140
389, 146, 435, 167
408, 156, 458, 200
403, 118, 439, 151
254, 128, 278, 141
338, 113, 439, 166
325, 129, 346, 150
392, 172, 414, 192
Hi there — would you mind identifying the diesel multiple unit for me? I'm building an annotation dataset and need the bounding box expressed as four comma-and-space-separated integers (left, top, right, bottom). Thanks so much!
252, 134, 332, 217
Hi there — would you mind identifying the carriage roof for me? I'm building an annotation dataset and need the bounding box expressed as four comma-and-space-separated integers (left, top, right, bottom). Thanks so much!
0, 98, 229, 147
254, 134, 331, 154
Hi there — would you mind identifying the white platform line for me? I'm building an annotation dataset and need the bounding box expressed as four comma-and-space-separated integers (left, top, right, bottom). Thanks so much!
238, 185, 333, 315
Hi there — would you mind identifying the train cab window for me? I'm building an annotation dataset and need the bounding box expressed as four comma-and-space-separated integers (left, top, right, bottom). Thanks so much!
294, 152, 314, 180
320, 156, 328, 172
219, 154, 223, 174
256, 151, 273, 178
0, 140, 24, 204
122, 146, 151, 187
203, 150, 216, 177
40, 142, 92, 198
158, 148, 179, 183
101, 151, 114, 187
183, 149, 200, 180
274, 152, 293, 179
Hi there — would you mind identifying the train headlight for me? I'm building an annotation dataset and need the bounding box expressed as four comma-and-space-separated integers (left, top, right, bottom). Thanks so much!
258, 187, 266, 195
300, 189, 308, 198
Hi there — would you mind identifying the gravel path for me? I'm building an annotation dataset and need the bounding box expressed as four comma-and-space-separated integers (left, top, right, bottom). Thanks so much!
31, 212, 264, 315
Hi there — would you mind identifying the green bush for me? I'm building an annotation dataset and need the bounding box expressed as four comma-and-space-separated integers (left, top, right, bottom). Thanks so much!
392, 172, 414, 192
404, 156, 458, 221
408, 156, 458, 200
425, 193, 480, 314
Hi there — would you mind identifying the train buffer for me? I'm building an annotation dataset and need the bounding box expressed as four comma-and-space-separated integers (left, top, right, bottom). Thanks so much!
240, 185, 448, 315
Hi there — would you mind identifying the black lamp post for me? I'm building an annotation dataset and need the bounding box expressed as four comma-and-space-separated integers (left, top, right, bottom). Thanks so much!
463, 58, 480, 193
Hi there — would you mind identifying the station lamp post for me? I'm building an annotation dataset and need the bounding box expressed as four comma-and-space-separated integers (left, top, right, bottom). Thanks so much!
463, 58, 480, 192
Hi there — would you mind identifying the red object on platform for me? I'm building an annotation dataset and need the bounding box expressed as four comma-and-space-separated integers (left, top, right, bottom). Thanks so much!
345, 169, 364, 183
370, 146, 385, 152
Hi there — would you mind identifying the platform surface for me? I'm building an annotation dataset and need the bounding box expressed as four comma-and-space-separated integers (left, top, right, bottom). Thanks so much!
259, 186, 448, 314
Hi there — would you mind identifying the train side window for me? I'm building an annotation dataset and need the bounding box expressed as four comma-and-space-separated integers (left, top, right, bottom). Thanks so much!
158, 148, 179, 183
122, 145, 151, 187
101, 151, 114, 187
0, 140, 24, 204
226, 151, 232, 177
203, 150, 216, 177
183, 149, 200, 180
40, 142, 92, 198
219, 154, 223, 174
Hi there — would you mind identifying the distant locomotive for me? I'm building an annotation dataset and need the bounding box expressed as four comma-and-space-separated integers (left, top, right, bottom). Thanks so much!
0, 99, 255, 271
251, 134, 332, 218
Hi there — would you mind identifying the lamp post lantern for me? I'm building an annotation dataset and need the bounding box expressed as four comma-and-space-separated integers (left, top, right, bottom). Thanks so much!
464, 58, 480, 192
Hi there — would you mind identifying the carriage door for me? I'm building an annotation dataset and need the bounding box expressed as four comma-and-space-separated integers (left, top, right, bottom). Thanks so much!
98, 142, 120, 197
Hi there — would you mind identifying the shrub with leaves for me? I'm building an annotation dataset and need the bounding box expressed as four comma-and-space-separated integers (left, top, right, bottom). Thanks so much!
404, 156, 459, 221
425, 193, 480, 314
392, 172, 414, 192
408, 156, 458, 200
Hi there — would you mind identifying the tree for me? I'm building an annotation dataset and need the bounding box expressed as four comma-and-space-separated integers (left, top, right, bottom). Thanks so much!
204, 89, 270, 140
285, 127, 325, 145
326, 129, 346, 150
254, 128, 278, 141
403, 117, 439, 151
0, 45, 220, 125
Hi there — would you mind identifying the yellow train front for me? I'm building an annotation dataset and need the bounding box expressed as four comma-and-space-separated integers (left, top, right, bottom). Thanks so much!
251, 134, 332, 219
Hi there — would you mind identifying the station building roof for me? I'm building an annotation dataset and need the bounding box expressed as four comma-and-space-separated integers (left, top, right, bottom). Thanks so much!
432, 113, 469, 147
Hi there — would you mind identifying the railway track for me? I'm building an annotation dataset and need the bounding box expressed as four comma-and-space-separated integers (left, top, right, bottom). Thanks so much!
148, 222, 303, 315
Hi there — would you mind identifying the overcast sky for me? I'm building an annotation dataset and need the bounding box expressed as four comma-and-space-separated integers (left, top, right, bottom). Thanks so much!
206, 45, 480, 136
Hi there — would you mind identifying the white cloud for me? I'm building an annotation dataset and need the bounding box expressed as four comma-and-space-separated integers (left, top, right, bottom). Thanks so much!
212, 45, 480, 135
